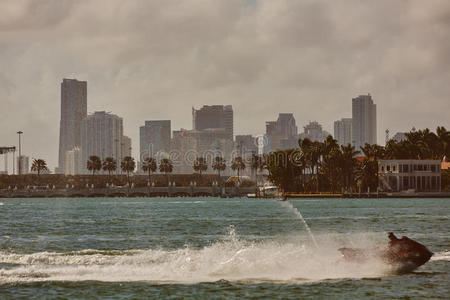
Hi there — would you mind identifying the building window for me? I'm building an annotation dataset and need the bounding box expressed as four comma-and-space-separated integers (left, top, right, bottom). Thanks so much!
431, 165, 436, 172
381, 166, 384, 172
393, 165, 396, 172
387, 165, 390, 172
403, 164, 409, 172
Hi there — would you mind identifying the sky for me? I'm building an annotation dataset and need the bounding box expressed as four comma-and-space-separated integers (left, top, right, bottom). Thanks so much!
0, 0, 449, 171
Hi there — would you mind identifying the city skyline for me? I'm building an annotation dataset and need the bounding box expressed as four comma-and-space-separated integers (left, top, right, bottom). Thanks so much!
1, 1, 449, 171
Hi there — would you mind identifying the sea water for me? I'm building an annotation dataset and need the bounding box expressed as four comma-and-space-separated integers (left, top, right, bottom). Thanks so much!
0, 197, 448, 298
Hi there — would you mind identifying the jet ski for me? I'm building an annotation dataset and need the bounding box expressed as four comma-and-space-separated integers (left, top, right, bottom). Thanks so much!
338, 232, 433, 273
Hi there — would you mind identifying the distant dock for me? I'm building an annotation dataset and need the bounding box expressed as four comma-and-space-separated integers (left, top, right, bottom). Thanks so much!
0, 186, 255, 198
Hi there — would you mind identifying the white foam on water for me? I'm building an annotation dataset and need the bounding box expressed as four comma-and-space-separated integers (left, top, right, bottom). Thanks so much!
431, 251, 450, 261
0, 231, 391, 284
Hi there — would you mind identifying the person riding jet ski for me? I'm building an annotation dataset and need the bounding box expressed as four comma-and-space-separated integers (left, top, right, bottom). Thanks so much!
338, 232, 433, 273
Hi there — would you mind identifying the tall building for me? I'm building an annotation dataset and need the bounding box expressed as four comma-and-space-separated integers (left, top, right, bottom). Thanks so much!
171, 128, 234, 174
140, 120, 171, 160
65, 147, 82, 175
122, 135, 132, 158
265, 113, 298, 152
192, 105, 233, 140
352, 94, 377, 150
334, 118, 352, 146
17, 155, 29, 175
299, 121, 331, 143
81, 111, 123, 173
235, 135, 258, 156
392, 132, 407, 142
171, 129, 198, 173
57, 78, 87, 174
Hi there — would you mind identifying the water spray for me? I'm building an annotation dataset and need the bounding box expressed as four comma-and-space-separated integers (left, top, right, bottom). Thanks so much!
281, 201, 319, 249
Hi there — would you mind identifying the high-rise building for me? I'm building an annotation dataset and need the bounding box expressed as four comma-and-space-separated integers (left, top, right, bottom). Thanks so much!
299, 121, 331, 143
81, 111, 123, 173
334, 118, 352, 146
392, 132, 407, 142
17, 155, 29, 174
352, 94, 377, 150
171, 129, 198, 174
235, 135, 258, 156
65, 147, 82, 175
122, 135, 132, 158
170, 128, 234, 174
265, 113, 298, 152
57, 78, 87, 174
139, 120, 171, 160
192, 105, 233, 140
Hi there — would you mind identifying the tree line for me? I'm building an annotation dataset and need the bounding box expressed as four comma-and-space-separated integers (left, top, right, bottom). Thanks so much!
16, 126, 450, 192
265, 126, 449, 193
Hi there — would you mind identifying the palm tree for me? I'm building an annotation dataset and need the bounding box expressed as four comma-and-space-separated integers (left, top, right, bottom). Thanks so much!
357, 158, 378, 192
193, 157, 208, 177
360, 143, 385, 189
121, 156, 136, 187
87, 156, 102, 180
142, 157, 157, 184
251, 154, 264, 183
436, 126, 450, 159
300, 138, 315, 192
159, 158, 173, 185
31, 159, 48, 178
231, 156, 245, 181
212, 156, 226, 185
321, 136, 341, 192
102, 157, 117, 176
340, 144, 360, 192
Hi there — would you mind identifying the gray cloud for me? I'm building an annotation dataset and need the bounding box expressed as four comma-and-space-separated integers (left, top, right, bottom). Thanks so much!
0, 0, 449, 171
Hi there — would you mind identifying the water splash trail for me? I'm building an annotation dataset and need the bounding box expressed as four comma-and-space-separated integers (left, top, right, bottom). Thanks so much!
281, 201, 319, 249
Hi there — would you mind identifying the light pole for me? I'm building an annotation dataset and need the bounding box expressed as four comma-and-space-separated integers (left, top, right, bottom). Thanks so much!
114, 138, 119, 174
12, 147, 15, 175
120, 142, 124, 175
17, 131, 23, 175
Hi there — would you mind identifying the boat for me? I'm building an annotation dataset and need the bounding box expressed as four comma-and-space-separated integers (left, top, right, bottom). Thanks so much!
338, 232, 433, 273
247, 185, 281, 198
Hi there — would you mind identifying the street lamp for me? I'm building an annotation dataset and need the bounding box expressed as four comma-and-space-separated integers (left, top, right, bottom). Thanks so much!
114, 138, 119, 174
17, 131, 23, 175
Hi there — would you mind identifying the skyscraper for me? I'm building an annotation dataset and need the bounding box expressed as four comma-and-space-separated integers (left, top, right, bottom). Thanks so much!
334, 118, 352, 146
139, 120, 171, 160
299, 121, 330, 143
352, 94, 377, 151
265, 113, 298, 152
192, 105, 233, 140
122, 135, 132, 158
57, 78, 87, 173
81, 111, 123, 173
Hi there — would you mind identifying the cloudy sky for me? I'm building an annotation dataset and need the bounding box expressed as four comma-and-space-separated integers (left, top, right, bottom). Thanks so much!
1, 0, 449, 171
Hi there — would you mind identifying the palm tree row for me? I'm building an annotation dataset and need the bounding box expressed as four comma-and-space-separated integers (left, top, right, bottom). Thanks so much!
85, 155, 249, 186
87, 155, 136, 186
